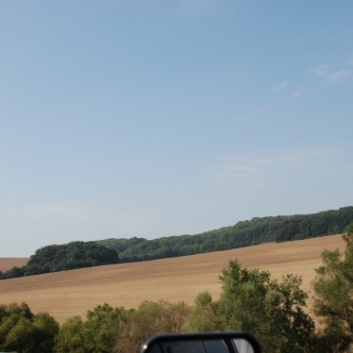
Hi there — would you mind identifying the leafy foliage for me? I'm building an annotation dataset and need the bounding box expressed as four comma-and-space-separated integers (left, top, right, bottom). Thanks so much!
2, 207, 352, 279
54, 316, 85, 353
83, 304, 129, 353
113, 300, 191, 353
217, 260, 315, 353
99, 206, 353, 262
0, 302, 59, 353
53, 301, 190, 353
1, 241, 120, 279
97, 237, 146, 254
182, 291, 220, 332
54, 304, 131, 353
312, 222, 353, 353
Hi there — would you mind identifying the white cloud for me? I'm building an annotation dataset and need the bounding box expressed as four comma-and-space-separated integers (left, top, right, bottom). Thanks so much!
291, 89, 304, 98
328, 70, 351, 81
274, 81, 288, 91
311, 64, 351, 82
217, 146, 338, 181
311, 64, 329, 77
254, 104, 271, 113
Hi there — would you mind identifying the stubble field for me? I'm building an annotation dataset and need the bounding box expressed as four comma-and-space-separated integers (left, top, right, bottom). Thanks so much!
0, 258, 29, 272
0, 234, 345, 323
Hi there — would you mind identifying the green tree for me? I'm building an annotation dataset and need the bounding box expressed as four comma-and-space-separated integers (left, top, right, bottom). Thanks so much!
3, 317, 36, 353
54, 316, 85, 353
217, 260, 314, 353
113, 300, 190, 353
183, 291, 220, 332
83, 303, 128, 353
33, 313, 59, 353
0, 303, 58, 353
312, 222, 353, 353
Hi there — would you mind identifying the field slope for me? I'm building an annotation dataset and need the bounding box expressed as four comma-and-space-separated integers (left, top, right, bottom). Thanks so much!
0, 234, 345, 323
0, 258, 29, 272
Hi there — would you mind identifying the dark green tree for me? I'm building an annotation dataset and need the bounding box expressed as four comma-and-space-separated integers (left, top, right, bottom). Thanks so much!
312, 222, 353, 353
1, 241, 120, 279
83, 303, 128, 353
54, 316, 85, 353
105, 207, 353, 263
0, 302, 58, 353
182, 291, 220, 332
217, 260, 314, 353
33, 313, 59, 353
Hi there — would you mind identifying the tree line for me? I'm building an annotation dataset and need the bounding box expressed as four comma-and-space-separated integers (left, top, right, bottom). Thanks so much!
100, 206, 353, 262
1, 222, 353, 353
1, 206, 352, 279
0, 241, 119, 279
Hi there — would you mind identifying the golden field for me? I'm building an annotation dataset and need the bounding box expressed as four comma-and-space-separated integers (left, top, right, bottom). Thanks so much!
0, 234, 346, 323
0, 258, 29, 272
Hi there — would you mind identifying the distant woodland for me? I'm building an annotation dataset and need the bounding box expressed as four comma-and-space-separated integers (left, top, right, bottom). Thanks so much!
0, 241, 119, 279
99, 206, 353, 262
1, 206, 353, 279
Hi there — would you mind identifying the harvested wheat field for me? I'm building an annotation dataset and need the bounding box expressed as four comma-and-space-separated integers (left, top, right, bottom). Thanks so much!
0, 234, 345, 323
0, 258, 29, 272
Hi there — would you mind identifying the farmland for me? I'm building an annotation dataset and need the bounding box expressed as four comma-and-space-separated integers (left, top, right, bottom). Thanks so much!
0, 234, 345, 323
0, 258, 28, 272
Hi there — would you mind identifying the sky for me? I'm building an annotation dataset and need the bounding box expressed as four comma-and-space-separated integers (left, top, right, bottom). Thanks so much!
1, 1, 353, 257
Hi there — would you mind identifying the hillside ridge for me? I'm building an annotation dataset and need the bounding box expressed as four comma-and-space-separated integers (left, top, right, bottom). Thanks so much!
98, 206, 353, 262
2, 206, 352, 280
0, 234, 345, 323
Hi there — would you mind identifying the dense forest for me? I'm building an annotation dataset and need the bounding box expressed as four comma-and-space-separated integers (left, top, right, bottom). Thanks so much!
0, 241, 119, 279
1, 206, 353, 279
99, 206, 353, 262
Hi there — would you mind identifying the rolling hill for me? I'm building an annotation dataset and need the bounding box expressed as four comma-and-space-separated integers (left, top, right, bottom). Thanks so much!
0, 258, 29, 272
0, 234, 345, 323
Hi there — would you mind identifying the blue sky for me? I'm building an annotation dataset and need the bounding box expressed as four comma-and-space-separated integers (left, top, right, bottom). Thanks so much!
1, 1, 353, 257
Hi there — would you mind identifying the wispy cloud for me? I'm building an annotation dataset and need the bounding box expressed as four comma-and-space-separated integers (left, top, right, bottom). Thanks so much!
311, 64, 329, 77
262, 146, 336, 166
254, 104, 271, 113
291, 88, 304, 98
328, 70, 351, 81
311, 64, 351, 82
274, 81, 288, 91
217, 146, 338, 181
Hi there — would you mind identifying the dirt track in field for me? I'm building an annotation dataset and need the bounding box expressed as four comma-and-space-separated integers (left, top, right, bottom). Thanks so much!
0, 235, 345, 323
